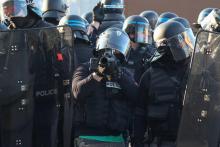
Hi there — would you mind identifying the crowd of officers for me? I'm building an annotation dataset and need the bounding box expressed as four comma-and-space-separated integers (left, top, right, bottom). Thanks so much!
0, 0, 220, 147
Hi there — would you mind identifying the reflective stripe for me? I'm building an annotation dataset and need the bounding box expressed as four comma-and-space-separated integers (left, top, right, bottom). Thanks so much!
103, 4, 124, 9
128, 21, 148, 25
68, 23, 86, 27
158, 17, 170, 23
66, 20, 86, 27
68, 20, 85, 25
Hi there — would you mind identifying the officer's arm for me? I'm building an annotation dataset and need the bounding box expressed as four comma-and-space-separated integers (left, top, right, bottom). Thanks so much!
72, 64, 94, 100
133, 71, 150, 147
119, 69, 138, 102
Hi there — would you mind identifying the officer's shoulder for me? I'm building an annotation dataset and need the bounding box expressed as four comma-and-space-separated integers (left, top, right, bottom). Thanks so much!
37, 20, 55, 28
75, 62, 91, 72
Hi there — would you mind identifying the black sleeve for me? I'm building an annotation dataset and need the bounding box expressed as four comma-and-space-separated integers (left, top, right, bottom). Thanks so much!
133, 70, 150, 147
118, 69, 138, 103
72, 63, 95, 100
88, 26, 99, 49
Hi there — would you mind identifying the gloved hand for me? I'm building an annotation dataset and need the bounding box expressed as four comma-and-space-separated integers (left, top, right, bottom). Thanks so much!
97, 64, 106, 76
91, 65, 106, 82
93, 2, 104, 23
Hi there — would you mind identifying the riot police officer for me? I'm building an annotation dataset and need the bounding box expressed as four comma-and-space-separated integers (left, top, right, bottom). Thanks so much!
155, 12, 178, 28
2, 0, 52, 29
123, 15, 155, 83
133, 21, 195, 147
0, 0, 62, 146
59, 15, 93, 66
72, 27, 137, 147
42, 0, 68, 25
88, 0, 125, 46
58, 14, 93, 147
140, 10, 159, 30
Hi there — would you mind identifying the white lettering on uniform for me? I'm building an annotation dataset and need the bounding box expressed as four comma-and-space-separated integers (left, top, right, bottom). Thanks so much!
106, 81, 122, 90
35, 89, 58, 97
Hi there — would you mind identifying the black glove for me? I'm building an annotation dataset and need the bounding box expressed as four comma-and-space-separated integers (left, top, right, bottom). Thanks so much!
93, 2, 104, 23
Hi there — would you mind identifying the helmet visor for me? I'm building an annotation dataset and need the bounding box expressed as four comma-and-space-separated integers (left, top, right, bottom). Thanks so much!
201, 9, 220, 31
125, 23, 153, 44
1, 0, 27, 19
156, 29, 195, 61
96, 32, 130, 60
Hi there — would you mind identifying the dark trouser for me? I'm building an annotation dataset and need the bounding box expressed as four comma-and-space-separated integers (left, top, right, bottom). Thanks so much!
74, 138, 126, 147
33, 100, 58, 147
63, 97, 74, 147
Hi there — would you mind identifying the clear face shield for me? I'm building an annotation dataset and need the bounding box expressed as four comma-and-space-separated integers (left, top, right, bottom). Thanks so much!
156, 29, 195, 61
201, 9, 220, 31
96, 33, 130, 62
124, 22, 153, 44
1, 0, 27, 19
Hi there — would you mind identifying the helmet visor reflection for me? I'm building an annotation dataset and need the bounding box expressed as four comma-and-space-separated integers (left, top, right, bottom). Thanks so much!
1, 0, 27, 19
156, 29, 195, 61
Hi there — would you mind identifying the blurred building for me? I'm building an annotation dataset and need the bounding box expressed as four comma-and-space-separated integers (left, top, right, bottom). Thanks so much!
33, 0, 218, 23
125, 0, 218, 23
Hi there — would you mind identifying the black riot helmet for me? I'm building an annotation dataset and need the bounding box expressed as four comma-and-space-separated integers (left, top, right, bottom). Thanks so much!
42, 0, 68, 25
59, 14, 89, 42
201, 8, 220, 32
170, 17, 191, 29
100, 0, 124, 14
154, 21, 195, 62
96, 27, 130, 63
169, 17, 195, 53
155, 12, 178, 27
123, 15, 153, 44
82, 11, 93, 24
140, 10, 159, 30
